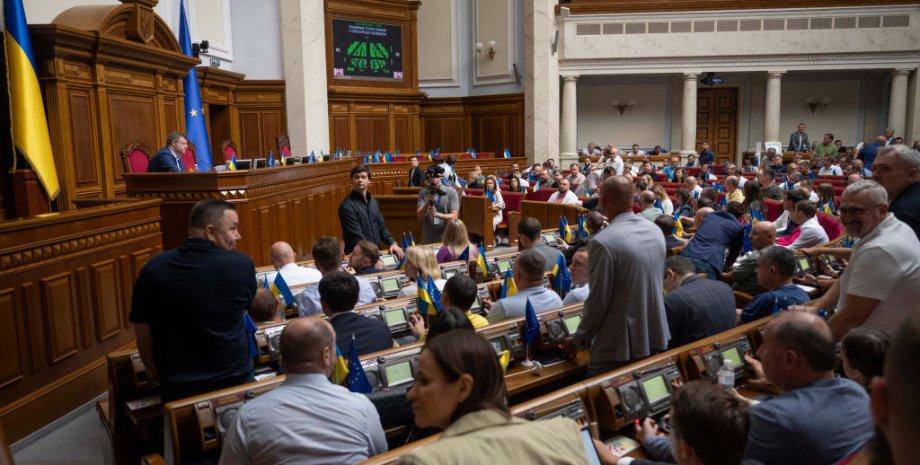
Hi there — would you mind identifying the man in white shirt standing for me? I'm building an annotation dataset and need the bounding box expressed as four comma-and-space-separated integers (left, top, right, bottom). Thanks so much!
562, 247, 590, 305
784, 201, 828, 251
602, 147, 624, 175
219, 317, 387, 465
548, 179, 579, 205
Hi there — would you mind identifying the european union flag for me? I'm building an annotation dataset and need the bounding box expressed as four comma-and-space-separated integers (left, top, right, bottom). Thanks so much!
751, 208, 765, 223
373, 151, 380, 163
263, 274, 269, 289
243, 312, 258, 358
427, 277, 443, 314
4, 0, 60, 197
523, 298, 540, 346
309, 151, 317, 163
385, 152, 393, 163
654, 198, 663, 210
178, 0, 212, 171
272, 273, 295, 306
551, 254, 572, 294
742, 222, 753, 253
471, 150, 477, 159
347, 337, 373, 393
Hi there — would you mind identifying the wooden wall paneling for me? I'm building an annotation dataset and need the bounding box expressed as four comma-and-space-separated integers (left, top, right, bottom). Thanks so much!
420, 94, 523, 155
68, 90, 100, 191
90, 259, 123, 342
40, 273, 80, 364
460, 195, 494, 250
240, 111, 262, 157
235, 81, 287, 157
0, 289, 24, 390
74, 266, 94, 349
21, 282, 43, 373
376, 195, 424, 247
260, 111, 282, 158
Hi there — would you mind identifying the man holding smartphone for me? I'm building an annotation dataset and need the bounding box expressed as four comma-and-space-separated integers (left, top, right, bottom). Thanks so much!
416, 165, 459, 244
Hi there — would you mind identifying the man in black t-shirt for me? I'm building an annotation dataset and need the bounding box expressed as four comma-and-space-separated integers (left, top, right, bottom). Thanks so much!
130, 200, 257, 402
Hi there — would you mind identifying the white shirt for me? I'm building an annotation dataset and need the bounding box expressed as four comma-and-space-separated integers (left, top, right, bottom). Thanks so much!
298, 273, 377, 316
267, 263, 322, 288
818, 165, 843, 176
562, 284, 590, 305
548, 190, 579, 205
604, 155, 624, 176
659, 198, 674, 216
397, 278, 446, 298
775, 210, 791, 234
218, 373, 387, 465
837, 214, 920, 335
785, 216, 829, 251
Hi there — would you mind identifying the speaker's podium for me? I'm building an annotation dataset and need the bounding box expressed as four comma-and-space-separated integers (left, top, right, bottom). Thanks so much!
125, 159, 357, 266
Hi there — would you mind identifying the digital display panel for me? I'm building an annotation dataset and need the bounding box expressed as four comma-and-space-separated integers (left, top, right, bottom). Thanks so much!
381, 278, 400, 292
470, 296, 482, 312
722, 346, 742, 368
384, 361, 413, 386
384, 309, 407, 326
563, 315, 582, 334
581, 428, 603, 465
332, 19, 403, 80
443, 268, 459, 280
641, 376, 669, 404
543, 234, 557, 245
381, 255, 397, 267
490, 336, 507, 353
496, 260, 511, 274
797, 257, 813, 273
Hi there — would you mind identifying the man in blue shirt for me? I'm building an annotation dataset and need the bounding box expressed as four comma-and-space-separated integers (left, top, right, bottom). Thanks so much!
698, 142, 715, 166
859, 135, 887, 169
739, 246, 809, 323
681, 202, 745, 279
660, 156, 680, 181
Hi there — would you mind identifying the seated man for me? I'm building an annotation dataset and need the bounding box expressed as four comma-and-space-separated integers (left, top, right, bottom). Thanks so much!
218, 318, 387, 465
486, 249, 562, 323
249, 288, 281, 323
738, 246, 810, 323
773, 189, 807, 236
299, 237, 376, 317
320, 271, 393, 356
638, 191, 664, 221
662, 256, 736, 349
349, 239, 382, 275
518, 217, 564, 272
781, 200, 828, 251
725, 176, 745, 204
548, 178, 579, 205
681, 202, 745, 279
758, 168, 784, 201
562, 246, 590, 305
722, 221, 776, 296
654, 215, 687, 249
267, 241, 321, 286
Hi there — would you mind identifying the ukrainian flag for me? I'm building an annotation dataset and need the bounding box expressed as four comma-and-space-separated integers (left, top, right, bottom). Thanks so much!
674, 218, 684, 238
409, 232, 416, 247
271, 273, 296, 306
578, 214, 588, 239
559, 216, 573, 243
417, 277, 435, 316
498, 350, 511, 375
332, 345, 349, 385
476, 243, 488, 278
228, 153, 237, 171
500, 270, 517, 298
504, 148, 511, 159
4, 0, 60, 199
551, 254, 572, 294
822, 200, 834, 215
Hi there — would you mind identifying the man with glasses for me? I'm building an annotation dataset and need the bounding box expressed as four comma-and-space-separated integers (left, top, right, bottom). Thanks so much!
791, 180, 920, 340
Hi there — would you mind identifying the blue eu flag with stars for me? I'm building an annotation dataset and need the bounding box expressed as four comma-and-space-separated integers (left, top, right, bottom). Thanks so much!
177, 0, 212, 171
347, 337, 373, 393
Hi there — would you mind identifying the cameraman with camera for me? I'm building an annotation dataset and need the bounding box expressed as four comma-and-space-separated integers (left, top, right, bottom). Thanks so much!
416, 165, 459, 244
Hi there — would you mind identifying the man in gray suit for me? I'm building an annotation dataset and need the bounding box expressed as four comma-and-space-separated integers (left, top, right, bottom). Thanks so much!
788, 122, 811, 153
485, 249, 562, 323
565, 176, 669, 377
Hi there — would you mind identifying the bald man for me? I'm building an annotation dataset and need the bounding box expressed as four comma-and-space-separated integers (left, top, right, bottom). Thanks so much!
219, 318, 387, 465
268, 241, 321, 287
722, 221, 776, 295
566, 176, 669, 376
871, 313, 920, 465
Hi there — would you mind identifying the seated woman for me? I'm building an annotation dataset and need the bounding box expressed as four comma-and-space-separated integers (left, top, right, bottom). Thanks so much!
741, 180, 766, 220
398, 246, 446, 298
396, 331, 590, 465
484, 175, 505, 234
817, 183, 838, 216
652, 184, 674, 216
508, 176, 526, 193
672, 167, 688, 184
437, 219, 480, 263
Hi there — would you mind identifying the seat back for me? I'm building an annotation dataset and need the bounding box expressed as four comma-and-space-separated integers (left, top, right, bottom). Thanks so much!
525, 188, 554, 202
764, 198, 784, 222
121, 143, 152, 174
220, 140, 238, 165
816, 212, 844, 242
180, 142, 196, 172
276, 134, 292, 158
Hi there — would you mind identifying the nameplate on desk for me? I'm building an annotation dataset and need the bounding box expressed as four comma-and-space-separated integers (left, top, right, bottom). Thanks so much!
126, 395, 161, 412
605, 436, 641, 457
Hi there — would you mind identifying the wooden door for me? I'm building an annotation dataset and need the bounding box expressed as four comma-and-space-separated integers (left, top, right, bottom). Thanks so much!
696, 88, 737, 163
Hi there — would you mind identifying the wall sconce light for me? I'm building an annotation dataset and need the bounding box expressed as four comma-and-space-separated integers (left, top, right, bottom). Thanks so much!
805, 96, 831, 114
611, 99, 636, 116
475, 41, 496, 61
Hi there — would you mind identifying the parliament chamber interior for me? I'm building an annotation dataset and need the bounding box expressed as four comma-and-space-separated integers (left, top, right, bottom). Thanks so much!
1, 0, 919, 464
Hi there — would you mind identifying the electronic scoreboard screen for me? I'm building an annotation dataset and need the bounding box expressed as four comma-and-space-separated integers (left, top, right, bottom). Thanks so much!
332, 19, 403, 80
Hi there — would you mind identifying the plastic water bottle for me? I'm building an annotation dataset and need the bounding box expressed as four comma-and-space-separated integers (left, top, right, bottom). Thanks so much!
718, 359, 735, 391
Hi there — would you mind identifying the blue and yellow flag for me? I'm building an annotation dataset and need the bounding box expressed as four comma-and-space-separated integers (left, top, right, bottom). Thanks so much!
417, 277, 435, 316
551, 254, 572, 294
500, 270, 517, 298
476, 243, 488, 278
742, 222, 753, 253
268, 151, 275, 167
409, 231, 416, 247
4, 0, 61, 198
458, 246, 470, 261
822, 200, 834, 215
498, 350, 511, 375
228, 153, 237, 171
578, 214, 589, 239
347, 338, 373, 393
674, 218, 684, 238
523, 298, 540, 346
532, 182, 540, 193
263, 274, 269, 289
427, 277, 443, 315
178, 0, 213, 171
332, 345, 349, 385
401, 233, 410, 251
503, 148, 511, 159
843, 234, 855, 248
271, 273, 296, 306
372, 151, 380, 163
559, 216, 573, 243
485, 189, 495, 203
750, 208, 765, 223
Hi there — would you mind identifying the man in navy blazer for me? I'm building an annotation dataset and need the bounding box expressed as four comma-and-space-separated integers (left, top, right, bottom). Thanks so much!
147, 131, 188, 172
319, 271, 393, 356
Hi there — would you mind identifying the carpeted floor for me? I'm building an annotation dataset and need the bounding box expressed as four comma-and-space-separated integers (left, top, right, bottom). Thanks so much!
12, 404, 111, 465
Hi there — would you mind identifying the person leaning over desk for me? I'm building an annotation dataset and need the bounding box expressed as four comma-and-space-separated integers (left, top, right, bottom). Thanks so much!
394, 330, 591, 465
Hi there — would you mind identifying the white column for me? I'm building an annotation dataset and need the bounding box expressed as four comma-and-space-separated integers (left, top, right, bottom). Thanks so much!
888, 69, 911, 138
524, 0, 560, 164
681, 73, 698, 155
279, 0, 330, 154
764, 71, 785, 143
560, 75, 579, 165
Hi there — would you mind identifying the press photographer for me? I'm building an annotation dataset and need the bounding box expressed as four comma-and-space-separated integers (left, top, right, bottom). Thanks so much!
416, 165, 459, 244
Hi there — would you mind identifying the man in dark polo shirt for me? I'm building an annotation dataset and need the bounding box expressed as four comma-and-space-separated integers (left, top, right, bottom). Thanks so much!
130, 200, 257, 402
339, 164, 404, 257
872, 145, 920, 240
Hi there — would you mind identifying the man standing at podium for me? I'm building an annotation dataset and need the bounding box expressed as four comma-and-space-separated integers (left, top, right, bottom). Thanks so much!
147, 131, 188, 172
339, 164, 404, 258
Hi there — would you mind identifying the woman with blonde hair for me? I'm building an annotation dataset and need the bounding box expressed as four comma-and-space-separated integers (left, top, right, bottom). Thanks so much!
398, 246, 445, 298
437, 219, 479, 263
652, 184, 674, 216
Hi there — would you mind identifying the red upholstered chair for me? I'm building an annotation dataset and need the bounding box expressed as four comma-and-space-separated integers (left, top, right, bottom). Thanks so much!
276, 134, 292, 158
816, 213, 844, 242
499, 192, 524, 227
220, 140, 238, 164
180, 142, 197, 172
120, 143, 152, 174
525, 188, 555, 202
632, 204, 643, 214
764, 199, 784, 222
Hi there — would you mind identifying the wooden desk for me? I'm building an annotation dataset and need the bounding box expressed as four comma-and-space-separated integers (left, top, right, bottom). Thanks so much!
125, 159, 358, 266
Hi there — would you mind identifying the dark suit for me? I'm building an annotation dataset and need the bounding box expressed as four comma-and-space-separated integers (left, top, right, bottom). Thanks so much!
147, 147, 185, 172
664, 275, 736, 348
329, 311, 393, 356
408, 166, 425, 187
